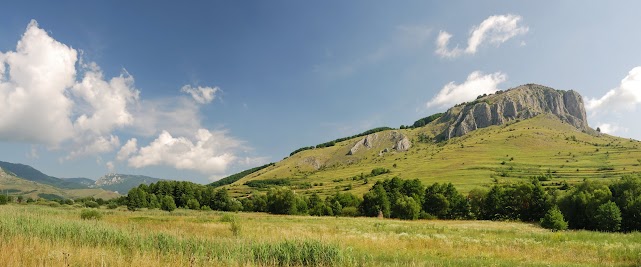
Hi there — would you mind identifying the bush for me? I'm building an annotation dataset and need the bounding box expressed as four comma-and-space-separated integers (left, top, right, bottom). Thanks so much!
340, 206, 359, 217
540, 206, 568, 231
230, 220, 242, 236
107, 202, 118, 209
84, 201, 99, 208
0, 195, 7, 205
393, 195, 421, 220
80, 209, 102, 220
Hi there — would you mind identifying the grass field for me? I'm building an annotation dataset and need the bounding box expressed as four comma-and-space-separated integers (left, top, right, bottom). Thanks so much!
228, 115, 641, 197
1, 204, 640, 266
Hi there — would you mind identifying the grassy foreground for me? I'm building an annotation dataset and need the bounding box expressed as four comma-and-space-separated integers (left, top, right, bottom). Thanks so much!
1, 204, 640, 266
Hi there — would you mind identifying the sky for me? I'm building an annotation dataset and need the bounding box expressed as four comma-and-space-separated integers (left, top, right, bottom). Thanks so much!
1, 1, 641, 184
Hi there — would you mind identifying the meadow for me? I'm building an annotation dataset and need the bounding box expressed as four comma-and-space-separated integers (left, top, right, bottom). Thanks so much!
1, 204, 640, 266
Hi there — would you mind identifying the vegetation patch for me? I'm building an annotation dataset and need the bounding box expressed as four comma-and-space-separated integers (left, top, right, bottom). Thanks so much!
244, 178, 291, 188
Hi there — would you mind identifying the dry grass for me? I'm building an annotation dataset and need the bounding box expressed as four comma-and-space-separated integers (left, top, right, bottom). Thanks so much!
1, 204, 640, 266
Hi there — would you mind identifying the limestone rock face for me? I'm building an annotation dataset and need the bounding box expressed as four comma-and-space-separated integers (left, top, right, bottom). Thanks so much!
393, 136, 412, 152
347, 133, 378, 155
443, 84, 589, 139
347, 131, 413, 155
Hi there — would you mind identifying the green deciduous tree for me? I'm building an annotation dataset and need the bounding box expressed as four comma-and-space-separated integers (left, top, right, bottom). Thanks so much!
540, 206, 568, 231
161, 195, 177, 212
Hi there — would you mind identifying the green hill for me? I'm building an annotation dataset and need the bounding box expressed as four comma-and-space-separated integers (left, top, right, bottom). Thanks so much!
0, 168, 119, 200
218, 84, 641, 197
0, 161, 89, 189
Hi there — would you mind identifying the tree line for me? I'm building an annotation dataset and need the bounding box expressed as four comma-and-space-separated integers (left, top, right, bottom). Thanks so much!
122, 175, 641, 232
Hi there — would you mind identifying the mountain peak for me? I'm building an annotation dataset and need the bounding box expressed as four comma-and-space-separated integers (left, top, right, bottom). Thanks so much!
440, 84, 590, 139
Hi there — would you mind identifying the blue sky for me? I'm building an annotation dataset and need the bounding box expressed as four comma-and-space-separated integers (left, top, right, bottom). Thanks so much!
1, 1, 641, 183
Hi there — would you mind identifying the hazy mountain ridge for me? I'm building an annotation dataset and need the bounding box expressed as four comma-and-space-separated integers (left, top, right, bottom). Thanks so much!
93, 173, 164, 194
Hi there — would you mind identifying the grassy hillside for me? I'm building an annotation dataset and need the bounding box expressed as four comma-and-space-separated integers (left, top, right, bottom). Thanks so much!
0, 169, 119, 200
225, 114, 641, 197
1, 204, 639, 266
0, 161, 89, 189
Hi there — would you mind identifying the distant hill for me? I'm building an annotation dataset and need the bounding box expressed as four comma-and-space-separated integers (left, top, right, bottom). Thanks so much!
0, 161, 88, 189
94, 173, 164, 194
0, 168, 119, 200
62, 177, 96, 187
222, 84, 641, 197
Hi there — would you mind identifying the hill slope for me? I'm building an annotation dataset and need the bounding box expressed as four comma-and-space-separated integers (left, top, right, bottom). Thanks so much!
222, 84, 641, 196
0, 168, 119, 200
0, 161, 89, 189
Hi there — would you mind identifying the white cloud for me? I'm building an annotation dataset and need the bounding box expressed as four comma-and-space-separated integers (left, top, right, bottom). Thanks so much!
596, 123, 628, 135
427, 71, 507, 108
435, 14, 528, 58
586, 67, 641, 113
128, 129, 242, 174
72, 62, 139, 135
180, 85, 219, 104
66, 135, 120, 160
0, 20, 77, 145
116, 138, 138, 161
106, 161, 115, 172
0, 20, 139, 160
131, 98, 202, 137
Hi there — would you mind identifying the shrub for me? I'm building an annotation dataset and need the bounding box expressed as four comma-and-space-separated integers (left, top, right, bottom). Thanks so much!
393, 195, 421, 220
230, 220, 242, 236
340, 206, 359, 217
84, 201, 99, 208
80, 209, 102, 220
107, 202, 118, 209
0, 195, 7, 205
540, 206, 568, 231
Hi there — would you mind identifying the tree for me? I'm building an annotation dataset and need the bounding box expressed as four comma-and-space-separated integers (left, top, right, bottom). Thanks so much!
0, 195, 7, 205
424, 193, 449, 218
360, 183, 390, 217
609, 175, 641, 231
393, 195, 421, 220
540, 206, 568, 231
597, 127, 601, 133
161, 195, 177, 212
187, 198, 200, 210
266, 188, 299, 215
594, 201, 622, 232
559, 181, 612, 230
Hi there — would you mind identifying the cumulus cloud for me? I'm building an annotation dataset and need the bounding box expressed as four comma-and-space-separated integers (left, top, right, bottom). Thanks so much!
66, 135, 120, 160
0, 20, 139, 160
0, 20, 77, 144
180, 85, 219, 104
128, 129, 242, 174
106, 161, 115, 172
131, 98, 202, 137
116, 138, 138, 161
427, 71, 507, 108
435, 14, 528, 58
586, 67, 641, 113
596, 123, 628, 135
72, 62, 139, 135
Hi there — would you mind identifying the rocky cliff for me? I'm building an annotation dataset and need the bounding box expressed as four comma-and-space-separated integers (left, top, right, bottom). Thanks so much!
441, 84, 590, 139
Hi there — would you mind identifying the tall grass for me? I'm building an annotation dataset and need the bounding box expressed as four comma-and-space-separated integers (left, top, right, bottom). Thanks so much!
0, 205, 349, 266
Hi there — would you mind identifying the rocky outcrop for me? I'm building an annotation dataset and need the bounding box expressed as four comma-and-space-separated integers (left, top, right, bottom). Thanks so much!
348, 131, 412, 155
443, 84, 589, 139
347, 133, 378, 155
394, 136, 412, 151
